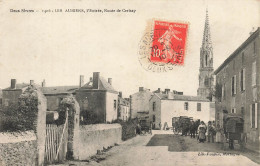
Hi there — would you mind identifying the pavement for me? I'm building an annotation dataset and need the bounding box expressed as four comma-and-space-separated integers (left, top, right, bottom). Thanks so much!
51, 130, 259, 166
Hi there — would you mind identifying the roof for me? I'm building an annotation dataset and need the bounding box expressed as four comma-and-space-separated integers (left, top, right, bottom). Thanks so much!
3, 83, 30, 90
80, 76, 117, 93
41, 86, 79, 95
214, 27, 259, 74
154, 93, 209, 102
119, 97, 130, 106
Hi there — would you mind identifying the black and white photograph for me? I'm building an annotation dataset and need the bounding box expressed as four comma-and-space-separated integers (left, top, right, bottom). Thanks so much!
0, 0, 259, 165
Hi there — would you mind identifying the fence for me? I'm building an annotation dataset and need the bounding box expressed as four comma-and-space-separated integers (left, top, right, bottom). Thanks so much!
44, 112, 68, 164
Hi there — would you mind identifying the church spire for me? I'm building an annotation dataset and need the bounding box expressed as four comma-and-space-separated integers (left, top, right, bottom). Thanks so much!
202, 9, 212, 50
197, 8, 214, 100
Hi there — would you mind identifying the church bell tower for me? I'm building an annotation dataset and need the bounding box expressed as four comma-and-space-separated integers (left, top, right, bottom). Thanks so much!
197, 9, 214, 100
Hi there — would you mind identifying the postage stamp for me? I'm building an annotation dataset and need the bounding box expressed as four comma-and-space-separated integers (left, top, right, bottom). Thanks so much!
138, 19, 189, 72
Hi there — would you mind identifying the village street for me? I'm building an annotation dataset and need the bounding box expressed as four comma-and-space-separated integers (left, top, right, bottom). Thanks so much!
61, 130, 259, 166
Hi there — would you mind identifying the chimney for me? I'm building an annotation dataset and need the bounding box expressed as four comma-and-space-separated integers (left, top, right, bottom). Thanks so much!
11, 79, 16, 89
108, 78, 112, 85
139, 87, 144, 92
30, 80, 34, 85
42, 79, 46, 87
173, 90, 177, 94
168, 92, 174, 99
79, 75, 84, 87
93, 72, 100, 89
158, 88, 161, 93
119, 91, 122, 98
165, 88, 170, 94
89, 77, 93, 82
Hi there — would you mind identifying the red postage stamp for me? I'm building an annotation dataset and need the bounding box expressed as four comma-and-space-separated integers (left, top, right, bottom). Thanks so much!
151, 21, 188, 65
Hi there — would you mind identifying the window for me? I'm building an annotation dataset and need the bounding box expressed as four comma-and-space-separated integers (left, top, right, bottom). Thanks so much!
252, 61, 256, 86
114, 100, 117, 110
204, 77, 209, 86
242, 53, 245, 65
153, 102, 156, 111
240, 68, 245, 91
250, 103, 258, 128
197, 103, 201, 111
241, 107, 245, 116
254, 42, 256, 55
231, 108, 236, 113
153, 115, 156, 122
231, 75, 236, 96
4, 99, 9, 107
222, 83, 226, 100
184, 102, 189, 110
126, 116, 128, 121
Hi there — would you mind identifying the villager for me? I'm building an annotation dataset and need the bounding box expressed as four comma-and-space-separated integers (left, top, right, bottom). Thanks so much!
197, 121, 207, 143
189, 121, 196, 138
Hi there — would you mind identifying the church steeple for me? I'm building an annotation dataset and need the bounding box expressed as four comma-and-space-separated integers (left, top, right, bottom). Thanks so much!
200, 9, 213, 69
197, 9, 214, 100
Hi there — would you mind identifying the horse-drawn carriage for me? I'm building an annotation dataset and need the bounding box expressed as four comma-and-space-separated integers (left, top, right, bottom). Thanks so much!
172, 116, 192, 135
223, 114, 244, 149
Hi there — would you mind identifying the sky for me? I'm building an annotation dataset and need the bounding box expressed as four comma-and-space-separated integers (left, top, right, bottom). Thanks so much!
0, 0, 259, 98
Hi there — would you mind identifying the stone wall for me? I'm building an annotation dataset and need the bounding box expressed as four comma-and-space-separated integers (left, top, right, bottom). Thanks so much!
0, 131, 37, 166
78, 124, 122, 160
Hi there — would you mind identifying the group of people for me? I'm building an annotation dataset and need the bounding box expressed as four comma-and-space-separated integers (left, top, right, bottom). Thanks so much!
176, 119, 216, 143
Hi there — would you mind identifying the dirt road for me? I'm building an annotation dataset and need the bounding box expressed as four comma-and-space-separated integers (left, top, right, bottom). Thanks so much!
63, 130, 259, 166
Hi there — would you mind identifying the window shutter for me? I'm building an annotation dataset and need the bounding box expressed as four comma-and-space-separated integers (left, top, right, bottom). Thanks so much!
239, 71, 241, 91
243, 69, 246, 91
255, 103, 258, 128
234, 75, 236, 94
250, 104, 252, 128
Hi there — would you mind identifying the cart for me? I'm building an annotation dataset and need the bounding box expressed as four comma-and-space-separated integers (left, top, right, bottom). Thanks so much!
224, 114, 244, 149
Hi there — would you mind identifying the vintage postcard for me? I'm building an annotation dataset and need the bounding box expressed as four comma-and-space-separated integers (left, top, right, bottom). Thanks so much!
0, 0, 259, 165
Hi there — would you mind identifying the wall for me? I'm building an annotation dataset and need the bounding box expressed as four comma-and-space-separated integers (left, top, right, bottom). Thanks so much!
35, 88, 47, 166
106, 92, 118, 122
130, 90, 153, 118
78, 124, 122, 160
0, 131, 37, 166
149, 95, 161, 129
160, 100, 214, 128
76, 90, 106, 124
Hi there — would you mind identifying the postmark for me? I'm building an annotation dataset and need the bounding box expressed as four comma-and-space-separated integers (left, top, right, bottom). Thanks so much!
138, 19, 189, 72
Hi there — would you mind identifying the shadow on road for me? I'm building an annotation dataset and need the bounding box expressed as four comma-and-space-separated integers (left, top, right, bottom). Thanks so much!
146, 134, 260, 164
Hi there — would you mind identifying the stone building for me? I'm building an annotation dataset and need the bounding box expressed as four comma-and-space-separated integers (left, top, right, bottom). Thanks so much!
130, 87, 153, 120
75, 72, 118, 124
2, 79, 31, 107
118, 92, 130, 121
149, 90, 215, 130
214, 27, 259, 151
0, 89, 2, 106
197, 9, 214, 100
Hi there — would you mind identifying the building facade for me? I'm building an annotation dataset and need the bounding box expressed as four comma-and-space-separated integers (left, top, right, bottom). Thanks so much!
2, 79, 30, 107
214, 27, 259, 151
75, 72, 118, 124
149, 92, 215, 129
130, 87, 153, 120
118, 92, 130, 121
197, 9, 214, 100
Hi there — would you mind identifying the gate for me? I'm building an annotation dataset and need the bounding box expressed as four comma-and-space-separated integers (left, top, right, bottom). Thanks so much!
44, 111, 68, 164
